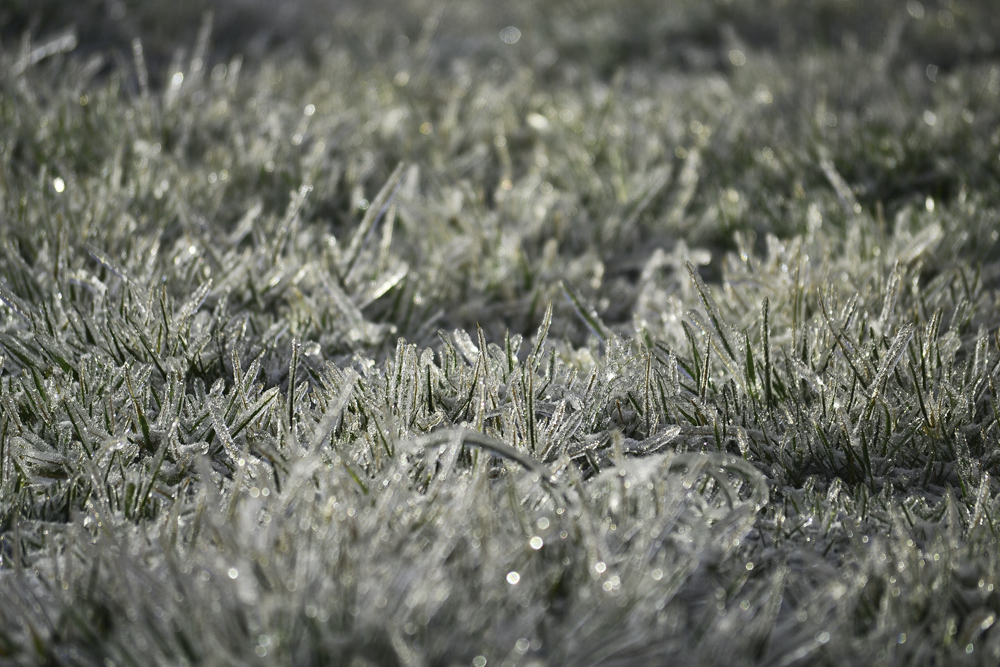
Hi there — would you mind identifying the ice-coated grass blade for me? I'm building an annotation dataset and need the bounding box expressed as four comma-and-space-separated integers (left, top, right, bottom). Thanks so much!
687, 261, 736, 363
342, 162, 407, 280
560, 280, 609, 343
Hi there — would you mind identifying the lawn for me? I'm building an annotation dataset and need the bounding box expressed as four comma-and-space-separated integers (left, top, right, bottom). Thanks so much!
1, 1, 1000, 664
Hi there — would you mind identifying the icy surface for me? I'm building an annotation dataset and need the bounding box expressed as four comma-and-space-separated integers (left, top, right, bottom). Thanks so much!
1, 1, 1000, 664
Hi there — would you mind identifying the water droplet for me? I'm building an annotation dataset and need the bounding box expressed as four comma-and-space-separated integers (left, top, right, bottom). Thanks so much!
53, 177, 65, 193
228, 567, 239, 579
529, 536, 543, 550
499, 26, 521, 44
506, 571, 521, 585
526, 113, 549, 131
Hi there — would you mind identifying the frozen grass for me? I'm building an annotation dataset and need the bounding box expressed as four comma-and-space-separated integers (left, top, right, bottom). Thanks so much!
1, 0, 1000, 664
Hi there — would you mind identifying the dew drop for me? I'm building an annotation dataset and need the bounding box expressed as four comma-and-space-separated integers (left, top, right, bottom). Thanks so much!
499, 26, 521, 44
526, 113, 549, 131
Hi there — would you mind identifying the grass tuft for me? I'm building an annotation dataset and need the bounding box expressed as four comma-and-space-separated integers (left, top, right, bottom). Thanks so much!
1, 0, 1000, 664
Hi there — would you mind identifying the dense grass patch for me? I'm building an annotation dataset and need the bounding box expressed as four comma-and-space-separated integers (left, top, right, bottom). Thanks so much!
1, 1, 1000, 664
